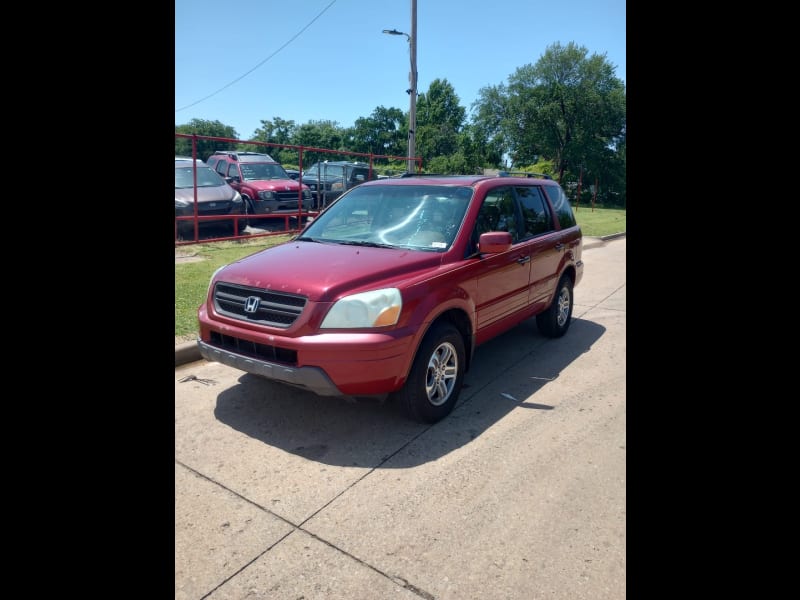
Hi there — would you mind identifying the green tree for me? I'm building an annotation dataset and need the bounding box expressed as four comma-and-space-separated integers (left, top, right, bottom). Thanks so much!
175, 119, 239, 162
473, 41, 625, 190
292, 120, 347, 165
415, 78, 465, 162
347, 106, 406, 157
458, 122, 503, 172
247, 117, 299, 165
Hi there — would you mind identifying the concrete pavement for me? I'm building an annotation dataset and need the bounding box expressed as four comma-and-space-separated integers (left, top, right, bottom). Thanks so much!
174, 235, 626, 599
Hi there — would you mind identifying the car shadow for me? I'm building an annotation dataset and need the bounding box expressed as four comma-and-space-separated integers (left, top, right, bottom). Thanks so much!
212, 317, 605, 468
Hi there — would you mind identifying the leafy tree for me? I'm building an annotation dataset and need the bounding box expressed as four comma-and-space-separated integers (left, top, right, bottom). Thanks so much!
415, 79, 465, 161
473, 41, 625, 191
471, 84, 509, 166
347, 106, 406, 158
293, 120, 347, 166
247, 117, 299, 164
458, 123, 502, 172
175, 119, 239, 162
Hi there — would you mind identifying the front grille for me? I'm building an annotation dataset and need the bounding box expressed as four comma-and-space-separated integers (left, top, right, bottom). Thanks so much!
275, 191, 302, 203
209, 331, 298, 365
214, 282, 307, 328
199, 201, 233, 215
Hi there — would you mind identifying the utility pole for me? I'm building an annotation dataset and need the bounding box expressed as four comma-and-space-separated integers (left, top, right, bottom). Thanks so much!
408, 0, 417, 174
383, 0, 418, 174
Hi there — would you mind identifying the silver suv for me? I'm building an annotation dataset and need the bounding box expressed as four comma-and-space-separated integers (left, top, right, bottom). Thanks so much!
175, 158, 245, 238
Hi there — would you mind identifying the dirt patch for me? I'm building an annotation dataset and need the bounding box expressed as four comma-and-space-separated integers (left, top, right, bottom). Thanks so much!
175, 250, 205, 263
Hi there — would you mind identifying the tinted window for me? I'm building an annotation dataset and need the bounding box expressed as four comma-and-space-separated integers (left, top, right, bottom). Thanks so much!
516, 185, 554, 237
479, 186, 519, 242
544, 184, 577, 228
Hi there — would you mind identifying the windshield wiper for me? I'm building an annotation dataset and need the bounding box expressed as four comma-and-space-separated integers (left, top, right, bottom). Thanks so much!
336, 240, 394, 248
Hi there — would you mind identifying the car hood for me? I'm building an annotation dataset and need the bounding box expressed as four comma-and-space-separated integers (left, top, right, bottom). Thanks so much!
244, 179, 305, 191
175, 185, 233, 203
216, 240, 443, 302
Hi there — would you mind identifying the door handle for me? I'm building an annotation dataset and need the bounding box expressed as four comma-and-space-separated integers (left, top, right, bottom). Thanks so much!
517, 256, 531, 265
555, 243, 564, 251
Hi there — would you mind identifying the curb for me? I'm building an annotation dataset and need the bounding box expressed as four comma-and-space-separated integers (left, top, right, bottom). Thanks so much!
175, 340, 202, 367
583, 232, 625, 249
175, 232, 626, 368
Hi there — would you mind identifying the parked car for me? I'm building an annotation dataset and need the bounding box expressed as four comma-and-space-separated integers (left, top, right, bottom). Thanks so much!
198, 174, 584, 423
206, 151, 312, 219
301, 160, 376, 209
175, 159, 246, 239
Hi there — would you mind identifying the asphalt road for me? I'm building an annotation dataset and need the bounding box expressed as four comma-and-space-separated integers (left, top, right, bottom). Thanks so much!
175, 236, 626, 600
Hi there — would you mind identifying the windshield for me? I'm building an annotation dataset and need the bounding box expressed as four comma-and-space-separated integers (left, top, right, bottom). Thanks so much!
299, 184, 473, 251
304, 163, 345, 178
239, 162, 291, 181
175, 166, 225, 189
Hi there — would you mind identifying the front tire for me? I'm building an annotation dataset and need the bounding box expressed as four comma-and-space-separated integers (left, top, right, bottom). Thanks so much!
536, 275, 574, 338
394, 322, 465, 423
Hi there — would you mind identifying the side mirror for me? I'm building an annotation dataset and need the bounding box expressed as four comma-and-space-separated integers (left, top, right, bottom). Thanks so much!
478, 231, 512, 254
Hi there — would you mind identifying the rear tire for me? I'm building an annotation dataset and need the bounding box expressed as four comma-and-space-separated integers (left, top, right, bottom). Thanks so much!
536, 275, 574, 338
393, 322, 465, 423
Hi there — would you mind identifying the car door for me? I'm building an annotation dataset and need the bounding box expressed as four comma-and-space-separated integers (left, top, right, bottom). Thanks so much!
514, 184, 563, 310
473, 186, 532, 330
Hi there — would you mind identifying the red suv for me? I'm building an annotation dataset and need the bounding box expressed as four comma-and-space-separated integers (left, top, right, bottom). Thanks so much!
198, 174, 583, 423
206, 151, 312, 219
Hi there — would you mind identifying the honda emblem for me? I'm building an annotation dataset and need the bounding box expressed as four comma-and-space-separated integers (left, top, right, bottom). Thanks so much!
244, 296, 260, 313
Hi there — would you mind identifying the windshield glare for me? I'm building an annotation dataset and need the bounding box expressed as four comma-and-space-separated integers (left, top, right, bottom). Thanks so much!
175, 166, 225, 189
302, 185, 473, 250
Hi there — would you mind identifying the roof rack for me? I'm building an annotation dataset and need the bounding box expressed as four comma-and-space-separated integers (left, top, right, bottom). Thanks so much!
496, 170, 552, 180
213, 150, 276, 162
397, 172, 447, 178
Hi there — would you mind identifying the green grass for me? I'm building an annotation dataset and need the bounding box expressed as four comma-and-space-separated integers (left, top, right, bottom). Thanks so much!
175, 235, 292, 339
573, 204, 626, 237
174, 205, 625, 338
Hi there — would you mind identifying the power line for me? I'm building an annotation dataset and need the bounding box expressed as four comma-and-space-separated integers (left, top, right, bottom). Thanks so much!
176, 0, 338, 113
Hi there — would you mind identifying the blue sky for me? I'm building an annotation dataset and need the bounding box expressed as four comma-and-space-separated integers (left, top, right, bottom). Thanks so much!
175, 0, 626, 140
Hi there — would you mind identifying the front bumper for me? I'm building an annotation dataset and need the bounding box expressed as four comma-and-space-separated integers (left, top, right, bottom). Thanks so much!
198, 340, 343, 396
198, 318, 418, 398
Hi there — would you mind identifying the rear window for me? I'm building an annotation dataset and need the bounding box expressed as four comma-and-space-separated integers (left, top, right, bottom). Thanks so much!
544, 184, 577, 229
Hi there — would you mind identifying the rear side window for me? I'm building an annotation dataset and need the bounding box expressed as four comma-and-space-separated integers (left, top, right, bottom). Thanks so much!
544, 184, 577, 228
516, 186, 554, 237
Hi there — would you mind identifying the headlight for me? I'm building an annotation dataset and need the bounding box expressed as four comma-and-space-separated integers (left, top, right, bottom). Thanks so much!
258, 191, 275, 200
321, 288, 402, 329
232, 191, 243, 204
303, 189, 311, 199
